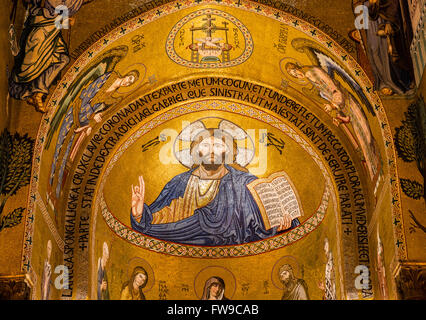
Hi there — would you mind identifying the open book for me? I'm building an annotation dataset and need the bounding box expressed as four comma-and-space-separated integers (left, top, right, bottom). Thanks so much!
247, 171, 303, 230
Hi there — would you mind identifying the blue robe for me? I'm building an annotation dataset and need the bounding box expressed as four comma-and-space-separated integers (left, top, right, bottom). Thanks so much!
131, 165, 300, 246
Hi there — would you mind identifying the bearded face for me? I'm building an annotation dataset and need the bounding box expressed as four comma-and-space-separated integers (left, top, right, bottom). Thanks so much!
197, 136, 227, 165
280, 270, 292, 285
279, 265, 296, 288
191, 130, 236, 169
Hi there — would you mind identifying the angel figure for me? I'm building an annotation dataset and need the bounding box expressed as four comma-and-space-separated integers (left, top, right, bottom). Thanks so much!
45, 46, 145, 205
285, 49, 381, 179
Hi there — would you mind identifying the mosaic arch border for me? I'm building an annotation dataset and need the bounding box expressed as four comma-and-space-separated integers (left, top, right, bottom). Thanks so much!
94, 100, 334, 258
21, 0, 406, 272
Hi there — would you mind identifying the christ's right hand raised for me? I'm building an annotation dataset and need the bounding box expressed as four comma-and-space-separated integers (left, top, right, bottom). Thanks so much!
131, 176, 145, 222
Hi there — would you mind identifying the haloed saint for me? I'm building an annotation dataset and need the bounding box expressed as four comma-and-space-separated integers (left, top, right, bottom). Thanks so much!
120, 266, 149, 300
201, 277, 229, 300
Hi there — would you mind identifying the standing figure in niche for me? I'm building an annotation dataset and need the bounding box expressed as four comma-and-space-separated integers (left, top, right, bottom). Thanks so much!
120, 266, 148, 300
97, 242, 110, 300
201, 277, 229, 300
8, 0, 89, 112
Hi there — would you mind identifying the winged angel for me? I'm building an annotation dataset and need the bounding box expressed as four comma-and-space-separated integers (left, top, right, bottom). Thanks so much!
45, 45, 146, 205
283, 39, 381, 179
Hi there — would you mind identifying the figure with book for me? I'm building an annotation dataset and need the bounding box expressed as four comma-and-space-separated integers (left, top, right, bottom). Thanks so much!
130, 119, 303, 246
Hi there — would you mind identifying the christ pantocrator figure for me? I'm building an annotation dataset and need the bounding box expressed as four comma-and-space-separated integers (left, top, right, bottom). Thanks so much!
130, 120, 300, 246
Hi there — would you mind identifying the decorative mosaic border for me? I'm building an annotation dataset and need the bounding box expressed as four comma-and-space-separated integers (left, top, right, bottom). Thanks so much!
95, 100, 333, 257
166, 8, 253, 68
100, 189, 330, 258
22, 0, 406, 272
